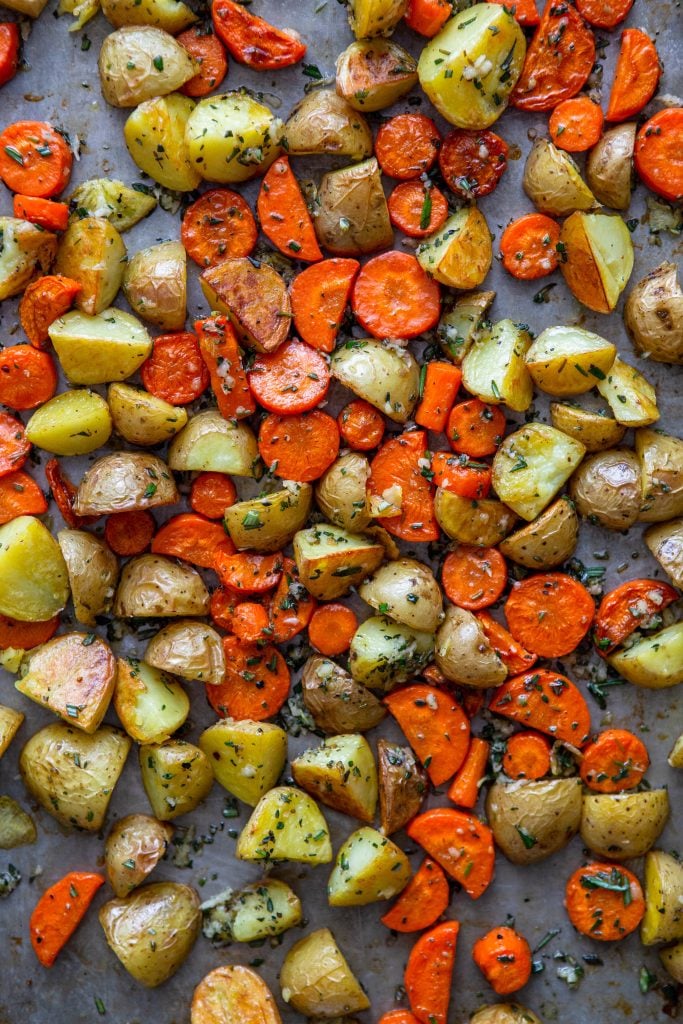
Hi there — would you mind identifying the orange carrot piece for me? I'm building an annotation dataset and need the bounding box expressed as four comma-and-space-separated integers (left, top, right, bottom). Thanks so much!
447, 398, 506, 457
576, 0, 633, 30
579, 728, 649, 792
30, 872, 104, 967
0, 121, 72, 198
19, 274, 80, 349
564, 862, 645, 941
307, 603, 358, 656
0, 412, 31, 479
13, 194, 69, 231
351, 251, 441, 340
446, 737, 490, 809
381, 858, 450, 933
502, 731, 551, 780
210, 586, 240, 632
423, 665, 486, 720
214, 550, 283, 594
257, 156, 322, 263
490, 668, 592, 748
0, 23, 20, 87
206, 636, 290, 720
375, 114, 441, 180
181, 189, 257, 268
414, 363, 462, 432
476, 611, 537, 675
258, 410, 339, 482
441, 545, 507, 611
211, 0, 306, 70
488, 0, 539, 25
230, 601, 271, 643
178, 28, 228, 97
500, 212, 561, 280
504, 573, 595, 658
549, 96, 604, 152
594, 578, 678, 655
369, 430, 439, 543
384, 684, 471, 786
196, 316, 256, 420
44, 458, 98, 529
511, 2, 595, 112
472, 925, 532, 995
104, 510, 155, 556
404, 0, 452, 36
0, 613, 59, 651
289, 258, 359, 353
634, 108, 683, 204
407, 807, 495, 899
247, 338, 330, 415
151, 513, 234, 569
141, 331, 209, 406
190, 472, 237, 520
337, 399, 385, 451
439, 128, 509, 199
268, 557, 317, 643
0, 470, 47, 525
430, 453, 492, 500
0, 345, 58, 411
404, 921, 460, 1024
388, 181, 449, 238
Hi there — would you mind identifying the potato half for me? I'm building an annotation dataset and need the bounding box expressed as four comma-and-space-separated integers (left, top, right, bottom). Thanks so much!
437, 289, 496, 364
114, 555, 210, 618
549, 403, 626, 453
75, 452, 178, 514
0, 217, 57, 301
330, 339, 419, 423
26, 389, 113, 456
645, 518, 683, 589
315, 158, 393, 257
105, 814, 173, 897
123, 240, 186, 330
124, 93, 201, 192
185, 92, 282, 183
315, 453, 372, 533
114, 657, 189, 744
284, 89, 373, 160
586, 122, 636, 210
417, 207, 492, 290
596, 357, 659, 428
559, 211, 634, 314
145, 620, 225, 685
486, 777, 583, 865
237, 786, 332, 864
636, 428, 683, 522
0, 516, 70, 623
359, 558, 443, 632
108, 383, 187, 446
580, 790, 669, 860
435, 605, 506, 688
346, 0, 407, 39
200, 257, 290, 354
98, 25, 197, 107
69, 177, 157, 232
523, 138, 596, 217
225, 484, 312, 552
498, 497, 578, 569
525, 325, 616, 397
199, 719, 287, 807
280, 928, 369, 1017
168, 410, 259, 477
48, 307, 152, 385
292, 734, 377, 824
294, 524, 385, 600
492, 422, 585, 521
327, 826, 411, 906
140, 740, 213, 819
301, 655, 386, 735
336, 39, 417, 111
461, 319, 533, 411
56, 217, 127, 315
57, 529, 119, 626
641, 850, 683, 945
349, 615, 434, 691
624, 261, 683, 364
569, 448, 641, 530
607, 622, 683, 689
434, 489, 518, 547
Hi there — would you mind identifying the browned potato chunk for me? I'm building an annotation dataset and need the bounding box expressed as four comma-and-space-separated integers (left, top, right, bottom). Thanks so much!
57, 529, 119, 626
114, 554, 210, 618
499, 497, 578, 569
377, 739, 427, 836
301, 655, 386, 735
74, 453, 179, 515
200, 257, 290, 354
549, 403, 627, 452
624, 261, 683, 364
569, 448, 641, 530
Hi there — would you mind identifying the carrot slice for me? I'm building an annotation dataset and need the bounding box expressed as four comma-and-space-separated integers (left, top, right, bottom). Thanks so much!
405, 921, 460, 1024
0, 23, 20, 87
472, 925, 532, 995
430, 453, 492, 500
104, 510, 155, 556
214, 549, 283, 594
575, 0, 632, 29
0, 470, 47, 525
379, 1012, 421, 1024
579, 728, 649, 792
257, 156, 322, 263
351, 252, 441, 340
258, 410, 339, 482
490, 668, 592, 747
564, 862, 645, 940
141, 332, 209, 406
30, 872, 104, 967
381, 858, 450, 933
423, 666, 486, 720
248, 338, 329, 414
384, 684, 471, 786
190, 472, 237, 520
178, 29, 228, 97
504, 573, 595, 658
502, 731, 551, 780
549, 96, 604, 152
230, 601, 271, 643
388, 182, 449, 239
307, 603, 358, 656
0, 613, 58, 651
45, 458, 98, 529
211, 0, 306, 69
407, 808, 495, 899
369, 431, 439, 543
488, 0, 539, 26
196, 315, 255, 420
446, 737, 490, 809
415, 363, 462, 432
0, 345, 58, 410
0, 411, 31, 478
500, 213, 561, 280
0, 121, 72, 198
439, 128, 509, 199
441, 545, 507, 611
206, 637, 290, 720
181, 189, 257, 268
511, 2, 596, 112
289, 258, 359, 353
337, 399, 385, 451
375, 114, 441, 180
151, 513, 234, 569
634, 108, 683, 204
268, 557, 317, 643
447, 399, 505, 458
13, 195, 69, 232
210, 587, 239, 632
19, 274, 81, 349
594, 578, 678, 655
404, 0, 452, 36
607, 30, 660, 122
476, 611, 537, 675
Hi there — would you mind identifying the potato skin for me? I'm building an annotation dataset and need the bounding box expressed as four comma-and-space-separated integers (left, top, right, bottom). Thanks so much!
315, 158, 393, 256
192, 965, 283, 1024
75, 453, 179, 515
641, 850, 683, 945
280, 928, 369, 1017
108, 383, 187, 446
377, 738, 427, 835
144, 620, 225, 685
123, 240, 186, 330
301, 655, 386, 735
26, 389, 113, 456
101, 0, 196, 33
0, 217, 57, 301
330, 339, 419, 423
499, 497, 578, 569
470, 1006, 543, 1024
434, 489, 518, 547
569, 448, 641, 530
624, 261, 683, 364
57, 529, 118, 626
549, 403, 626, 453
585, 123, 636, 210
636, 428, 683, 522
523, 138, 596, 216
225, 485, 313, 552
114, 554, 210, 618
435, 605, 506, 688
105, 814, 173, 896
55, 217, 126, 316
124, 94, 201, 192
315, 453, 372, 533
359, 558, 443, 632
486, 778, 583, 865
580, 790, 669, 861
98, 25, 197, 107
284, 89, 373, 159
186, 92, 282, 183
645, 518, 683, 589
139, 740, 213, 820
336, 40, 417, 112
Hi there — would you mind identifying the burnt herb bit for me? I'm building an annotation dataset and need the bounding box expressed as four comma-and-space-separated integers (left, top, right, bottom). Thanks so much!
533, 282, 557, 304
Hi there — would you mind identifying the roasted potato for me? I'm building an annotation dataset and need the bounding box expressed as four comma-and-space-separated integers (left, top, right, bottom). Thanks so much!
55, 217, 126, 315
336, 39, 417, 111
437, 290, 496, 364
0, 516, 70, 623
349, 615, 434, 691
636, 428, 683, 522
660, 943, 683, 984
284, 89, 373, 159
434, 489, 516, 548
225, 484, 312, 552
327, 826, 411, 906
522, 138, 596, 216
486, 778, 583, 865
0, 217, 57, 301
580, 790, 669, 861
294, 524, 385, 600
186, 92, 282, 183
525, 326, 616, 397
499, 497, 578, 569
315, 158, 393, 256
549, 403, 626, 453
237, 786, 332, 864
0, 0, 48, 16
199, 719, 287, 807
145, 620, 225, 685
0, 706, 24, 760
0, 795, 36, 849
105, 814, 173, 896
624, 261, 683, 364
48, 307, 152, 385
98, 26, 197, 107
359, 558, 443, 632
585, 123, 636, 210
377, 739, 427, 836
301, 655, 386, 735
462, 319, 533, 412
470, 1006, 543, 1024
607, 622, 683, 689
346, 0, 407, 38
26, 389, 113, 456
569, 448, 641, 530
140, 739, 213, 820
124, 93, 201, 191
101, 0, 195, 33
114, 554, 210, 618
57, 529, 118, 626
435, 604, 506, 688
596, 356, 659, 427
114, 657, 189, 744
641, 850, 683, 945
108, 383, 187, 446
168, 410, 259, 477
315, 453, 372, 533
200, 257, 290, 354
280, 928, 370, 1017
69, 177, 157, 231
645, 518, 683, 589
492, 422, 586, 521
417, 207, 492, 290
559, 211, 634, 314
192, 966, 283, 1024
292, 734, 377, 823
123, 240, 186, 329
331, 339, 419, 423
202, 880, 302, 944
75, 452, 178, 515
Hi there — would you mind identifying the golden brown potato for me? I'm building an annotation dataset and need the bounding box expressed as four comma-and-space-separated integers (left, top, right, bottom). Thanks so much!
124, 93, 201, 192
105, 814, 173, 896
330, 339, 419, 424
114, 554, 210, 618
57, 529, 119, 626
200, 257, 290, 354
284, 90, 373, 160
499, 497, 578, 569
74, 453, 179, 515
292, 734, 377, 823
585, 123, 636, 210
377, 738, 427, 836
55, 217, 126, 315
294, 525, 385, 600
607, 623, 683, 689
435, 605, 506, 688
0, 516, 70, 623
114, 657, 189, 744
123, 240, 187, 330
192, 966, 283, 1024
636, 428, 683, 522
327, 825, 411, 906
596, 356, 659, 427
549, 403, 626, 453
301, 655, 386, 735
434, 489, 518, 547
280, 928, 370, 1017
580, 790, 669, 860
349, 615, 434, 691
225, 484, 312, 552
486, 778, 583, 865
437, 289, 496, 364
237, 786, 332, 864
645, 518, 683, 589
359, 558, 443, 632
145, 620, 225, 685
624, 261, 683, 364
569, 448, 641, 530
101, 0, 196, 33
335, 39, 417, 111
199, 719, 287, 807
559, 211, 634, 314
315, 158, 393, 256
641, 850, 683, 945
140, 740, 214, 820
417, 207, 492, 290
108, 383, 188, 446
0, 794, 36, 849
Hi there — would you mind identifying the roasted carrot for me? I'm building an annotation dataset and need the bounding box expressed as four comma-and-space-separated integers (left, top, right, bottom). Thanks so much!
446, 737, 490, 808
181, 189, 257, 268
575, 0, 633, 29
381, 858, 450, 933
13, 194, 69, 232
0, 23, 20, 87
549, 96, 604, 152
430, 453, 492, 500
490, 668, 592, 748
439, 128, 508, 199
337, 399, 385, 451
375, 114, 442, 180
594, 578, 678, 655
502, 731, 551, 780
405, 921, 460, 1024
369, 431, 439, 543
0, 411, 31, 478
214, 550, 283, 594
0, 470, 47, 525
104, 510, 155, 556
564, 862, 645, 941
415, 363, 462, 432
19, 274, 81, 349
0, 613, 58, 651
511, 2, 596, 112
45, 458, 97, 529
579, 729, 649, 793
423, 665, 486, 720
307, 603, 358, 656
0, 121, 72, 198
151, 513, 234, 569
500, 213, 561, 280
178, 28, 228, 97
190, 472, 237, 520
351, 252, 441, 340
196, 315, 255, 420
0, 345, 58, 410
404, 0, 452, 36
141, 331, 209, 405
30, 872, 104, 967
248, 338, 330, 415
257, 157, 322, 262
441, 545, 507, 611
472, 925, 532, 995
268, 557, 317, 643
378, 1012, 421, 1024
607, 30, 660, 122
258, 410, 339, 482
447, 399, 506, 458
407, 807, 495, 899
384, 684, 471, 786
289, 258, 359, 353
504, 573, 595, 658
476, 612, 537, 675
206, 636, 290, 720
211, 0, 306, 70
230, 601, 271, 643
388, 181, 449, 238
487, 0, 539, 26
634, 108, 683, 203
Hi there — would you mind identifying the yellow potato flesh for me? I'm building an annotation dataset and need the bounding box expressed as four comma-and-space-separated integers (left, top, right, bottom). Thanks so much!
0, 516, 70, 622
26, 389, 112, 455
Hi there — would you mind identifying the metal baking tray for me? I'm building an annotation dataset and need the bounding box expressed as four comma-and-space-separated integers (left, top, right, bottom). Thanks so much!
0, 1, 681, 1021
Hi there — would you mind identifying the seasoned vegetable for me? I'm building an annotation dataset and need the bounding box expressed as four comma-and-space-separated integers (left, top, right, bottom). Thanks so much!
0, 217, 57, 302
202, 879, 302, 944
331, 339, 419, 424
435, 605, 506, 688
315, 453, 372, 533
359, 558, 443, 632
524, 326, 616, 397
225, 484, 312, 552
101, 0, 196, 33
139, 739, 213, 820
461, 319, 533, 412
236, 786, 332, 864
198, 719, 287, 806
124, 93, 201, 191
48, 307, 152, 386
301, 655, 386, 735
434, 489, 518, 547
114, 657, 189, 744
0, 516, 70, 623
57, 529, 118, 626
168, 410, 259, 478
0, 705, 24, 760
200, 257, 290, 354
585, 123, 636, 210
123, 240, 186, 330
522, 138, 596, 216
437, 290, 495, 365
346, 0, 407, 38
641, 850, 683, 945
493, 422, 585, 521
327, 826, 411, 906
486, 778, 583, 865
0, 795, 36, 849
498, 497, 578, 569
607, 622, 683, 689
377, 739, 427, 835
284, 89, 373, 160
144, 620, 225, 685
98, 26, 197, 107
192, 966, 283, 1024
349, 614, 434, 691
336, 40, 417, 111
293, 524, 385, 600
624, 261, 683, 365
549, 403, 626, 452
114, 555, 210, 618
417, 207, 492, 290
580, 790, 670, 860
645, 518, 683, 589
292, 734, 378, 823
185, 92, 282, 183
108, 383, 187, 447
280, 928, 369, 1016
104, 814, 173, 896
569, 448, 641, 530
316, 157, 393, 257
26, 389, 112, 457
69, 177, 157, 231
75, 453, 178, 515
559, 211, 634, 314
635, 428, 683, 522
595, 357, 659, 427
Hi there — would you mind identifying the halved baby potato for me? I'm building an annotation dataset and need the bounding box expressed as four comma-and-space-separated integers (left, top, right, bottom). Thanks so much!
349, 615, 434, 691
327, 826, 411, 906
435, 605, 507, 688
492, 422, 586, 521
315, 453, 372, 534
202, 880, 301, 945
225, 484, 312, 552
585, 123, 636, 211
359, 558, 443, 632
525, 326, 616, 396
108, 383, 187, 446
559, 211, 634, 314
596, 356, 659, 427
0, 516, 70, 623
105, 814, 173, 897
293, 524, 385, 600
55, 217, 126, 315
124, 93, 201, 192
57, 529, 119, 626
75, 452, 178, 514
636, 428, 683, 522
437, 289, 496, 365
434, 489, 518, 547
641, 850, 683, 945
199, 719, 287, 807
167, 410, 259, 477
417, 207, 492, 290
607, 622, 683, 689
645, 518, 683, 589
346, 0, 407, 39
26, 389, 113, 456
523, 138, 596, 217
101, 0, 196, 33
0, 706, 24, 760
123, 240, 186, 330
336, 39, 417, 111
114, 657, 189, 744
499, 497, 578, 569
461, 319, 533, 412
330, 339, 420, 424
569, 448, 641, 530
486, 778, 583, 865
99, 25, 197, 107
292, 734, 378, 823
140, 740, 213, 820
284, 89, 373, 160
0, 217, 57, 301
114, 555, 210, 618
315, 158, 393, 257
549, 403, 626, 453
237, 786, 332, 864
48, 307, 152, 385
580, 790, 669, 861
185, 92, 282, 183
280, 928, 369, 1017
69, 177, 157, 231
145, 620, 225, 685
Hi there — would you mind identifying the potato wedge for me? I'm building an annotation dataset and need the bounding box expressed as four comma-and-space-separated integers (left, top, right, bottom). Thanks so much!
486, 777, 583, 865
645, 518, 683, 589
462, 319, 533, 411
108, 382, 187, 446
105, 814, 173, 896
225, 484, 312, 552
123, 240, 186, 329
437, 290, 496, 365
596, 356, 659, 427
377, 739, 427, 835
293, 524, 385, 600
292, 734, 378, 823
114, 657, 189, 744
48, 307, 152, 385
641, 850, 683, 945
559, 211, 634, 314
284, 89, 373, 159
145, 620, 225, 685
280, 928, 369, 1017
186, 92, 282, 183
523, 138, 596, 216
434, 489, 518, 547
330, 339, 419, 423
99, 26, 197, 107
168, 410, 259, 477
192, 966, 283, 1024
55, 218, 126, 315
69, 177, 157, 232
124, 93, 201, 191
114, 554, 210, 618
315, 158, 393, 256
199, 718, 287, 807
202, 880, 302, 945
327, 826, 411, 906
315, 453, 372, 533
237, 786, 332, 864
75, 452, 178, 514
336, 40, 417, 111
102, 0, 195, 33
636, 428, 683, 522
359, 558, 443, 632
140, 740, 213, 820
200, 257, 290, 354
0, 516, 70, 623
301, 655, 386, 735
498, 497, 578, 569
435, 605, 506, 688
580, 790, 669, 861
569, 448, 641, 530
26, 389, 113, 456
492, 422, 586, 521
0, 0, 48, 16
607, 622, 683, 689
585, 123, 636, 211
0, 705, 24, 760
349, 615, 434, 691
57, 529, 118, 626
525, 326, 616, 397
549, 403, 626, 452
624, 261, 683, 364
417, 207, 492, 290
0, 217, 57, 301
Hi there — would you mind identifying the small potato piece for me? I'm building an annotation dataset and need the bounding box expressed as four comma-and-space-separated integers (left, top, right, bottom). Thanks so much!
624, 261, 683, 364
20, 722, 131, 831
26, 390, 112, 456
114, 657, 189, 744
284, 90, 373, 159
69, 178, 157, 232
525, 326, 616, 397
523, 138, 596, 216
75, 452, 179, 515
0, 795, 36, 849
549, 403, 626, 453
168, 410, 259, 478
336, 40, 417, 112
48, 307, 152, 385
607, 622, 683, 689
492, 423, 586, 522
470, 1005, 543, 1024
560, 211, 634, 314
0, 218, 57, 301
499, 497, 578, 569
0, 705, 24, 759
140, 740, 213, 820
192, 965, 283, 1024
226, 880, 301, 943
359, 558, 443, 632
280, 928, 369, 1017
186, 92, 282, 183
641, 850, 683, 945
660, 943, 683, 984
301, 655, 386, 735
462, 319, 533, 412
225, 484, 312, 552
0, 516, 69, 623
349, 615, 434, 691
145, 621, 225, 685
200, 257, 290, 355
292, 734, 378, 823
114, 554, 209, 618
327, 826, 411, 906
347, 0, 407, 38
237, 786, 332, 864
57, 529, 119, 626
331, 339, 419, 424
198, 719, 287, 806
486, 778, 583, 865
636, 428, 683, 522
105, 814, 173, 897
434, 490, 517, 547
123, 240, 186, 330
98, 26, 197, 107
586, 123, 636, 210
645, 518, 683, 589
437, 290, 496, 365
0, 0, 48, 16
435, 605, 506, 688
99, 882, 201, 986
596, 357, 659, 427
55, 218, 126, 315
417, 207, 492, 290
102, 0, 195, 33
377, 739, 427, 835
569, 448, 641, 530
108, 383, 187, 446
0, 649, 25, 673
581, 790, 669, 861
315, 158, 393, 257
293, 524, 385, 600
315, 453, 372, 533
124, 93, 201, 191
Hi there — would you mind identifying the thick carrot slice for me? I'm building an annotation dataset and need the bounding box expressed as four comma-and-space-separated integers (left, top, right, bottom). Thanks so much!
151, 513, 234, 569
13, 195, 69, 232
178, 28, 228, 97
490, 668, 592, 747
407, 807, 495, 899
196, 315, 255, 420
0, 121, 72, 198
607, 30, 660, 122
337, 399, 385, 451
504, 573, 595, 658
141, 332, 209, 406
415, 363, 462, 432
268, 556, 317, 643
257, 157, 322, 262
0, 411, 31, 478
424, 666, 486, 719
248, 338, 329, 414
351, 252, 441, 340
19, 274, 81, 349
511, 2, 596, 112
45, 458, 98, 529
564, 862, 645, 940
181, 189, 256, 268
488, 0, 539, 26
634, 108, 683, 205
230, 601, 271, 643
439, 129, 509, 199
206, 636, 290, 720
446, 737, 490, 809
388, 182, 449, 239
214, 549, 283, 594
30, 872, 104, 967
289, 258, 359, 353
384, 684, 471, 786
0, 23, 20, 87
369, 431, 439, 543
104, 510, 155, 556
190, 472, 237, 520
0, 613, 58, 651
594, 578, 678, 655
549, 96, 604, 152
472, 925, 532, 995
0, 470, 47, 525
210, 587, 239, 632
441, 546, 507, 611
258, 410, 339, 482
378, 1012, 421, 1024
404, 0, 452, 36
0, 345, 58, 410
430, 453, 492, 500
307, 603, 358, 656
502, 731, 551, 780
575, 0, 632, 29
500, 213, 561, 280
579, 728, 649, 792
375, 114, 442, 180
405, 921, 460, 1024
447, 399, 506, 458
381, 858, 450, 933
476, 611, 537, 675
212, 0, 306, 69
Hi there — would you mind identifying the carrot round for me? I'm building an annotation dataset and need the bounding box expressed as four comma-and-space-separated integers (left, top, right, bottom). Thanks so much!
178, 28, 228, 97
575, 0, 633, 29
258, 410, 339, 482
0, 613, 58, 651
337, 399, 385, 451
404, 0, 452, 36
206, 636, 290, 720
579, 729, 649, 793
0, 345, 58, 411
0, 411, 31, 478
248, 338, 330, 415
0, 470, 47, 525
490, 668, 592, 748
13, 194, 69, 232
441, 545, 507, 611
351, 252, 441, 340
30, 871, 104, 967
257, 156, 322, 262
197, 315, 255, 420
104, 510, 155, 556
381, 858, 449, 933
45, 458, 98, 529
430, 453, 492, 501
141, 332, 209, 406
594, 578, 678, 655
511, 3, 596, 112
268, 557, 317, 643
447, 398, 506, 458
502, 731, 551, 780
230, 601, 271, 643
475, 611, 537, 675
564, 862, 645, 941
504, 573, 595, 658
414, 363, 462, 433
384, 684, 471, 786
606, 29, 661, 122
488, 0, 539, 26
0, 121, 72, 198
211, 0, 306, 70
472, 925, 532, 995
405, 920, 460, 1024
0, 22, 20, 87
549, 96, 604, 152
214, 550, 283, 594
190, 472, 237, 520
289, 258, 359, 353
446, 736, 490, 809
19, 274, 81, 349
634, 108, 683, 204
307, 603, 358, 656
369, 431, 439, 543
388, 181, 449, 238
375, 114, 441, 180
407, 807, 495, 899
151, 513, 234, 569
439, 128, 508, 198
500, 213, 561, 280
181, 189, 257, 268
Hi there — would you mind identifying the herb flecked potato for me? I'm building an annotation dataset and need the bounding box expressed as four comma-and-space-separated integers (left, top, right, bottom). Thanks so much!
237, 786, 332, 864
635, 428, 683, 522
461, 319, 533, 411
327, 825, 411, 906
114, 554, 210, 618
280, 928, 370, 1017
492, 422, 586, 521
144, 620, 225, 685
522, 138, 596, 216
585, 122, 636, 211
124, 93, 201, 191
559, 211, 635, 315
0, 516, 70, 623
201, 880, 302, 945
580, 790, 670, 861
48, 307, 152, 385
101, 0, 196, 33
55, 217, 127, 315
377, 738, 427, 835
435, 605, 506, 687
225, 484, 313, 552
57, 529, 118, 626
114, 657, 189, 744
349, 614, 435, 691
315, 453, 372, 533
123, 240, 186, 330
434, 489, 518, 547
294, 524, 385, 600
437, 289, 496, 364
315, 158, 393, 256
486, 778, 583, 865
69, 177, 157, 231
168, 409, 259, 477
26, 389, 113, 456
417, 207, 492, 290
336, 39, 417, 111
200, 257, 290, 354
549, 403, 626, 452
108, 383, 187, 446
645, 518, 683, 589
359, 558, 443, 632
191, 965, 283, 1024
104, 814, 173, 897
331, 339, 419, 423
292, 734, 378, 823
607, 622, 683, 688
345, 0, 407, 39
199, 719, 287, 807
569, 448, 642, 530
75, 452, 179, 514
498, 497, 578, 569
98, 25, 197, 107
470, 1006, 543, 1024
641, 850, 683, 945
524, 326, 616, 397
624, 261, 683, 364
140, 739, 214, 820
185, 92, 283, 183
301, 655, 386, 735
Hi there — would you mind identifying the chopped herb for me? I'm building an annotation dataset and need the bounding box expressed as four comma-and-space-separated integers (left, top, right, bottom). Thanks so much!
533, 927, 561, 953
241, 510, 262, 530
302, 63, 323, 80
153, 56, 164, 71
533, 283, 557, 304
515, 825, 537, 849
420, 190, 432, 230
94, 997, 106, 1016
143, 483, 157, 498
581, 867, 633, 905
639, 966, 657, 994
